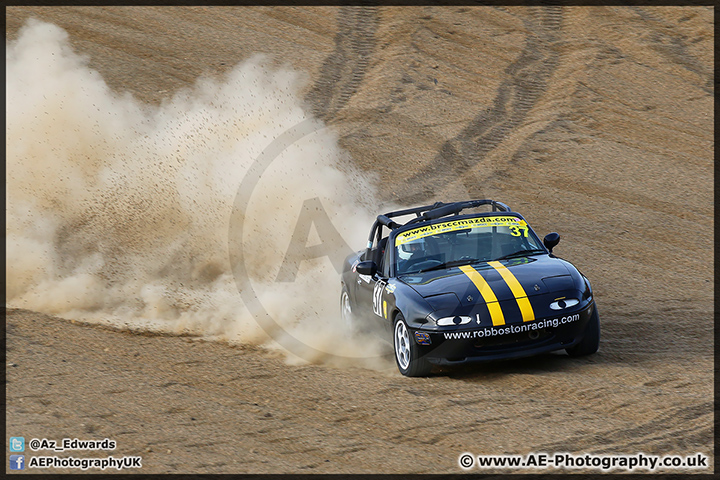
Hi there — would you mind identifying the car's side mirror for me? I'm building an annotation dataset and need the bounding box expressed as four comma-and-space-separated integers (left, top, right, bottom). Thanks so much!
356, 261, 377, 276
543, 232, 560, 253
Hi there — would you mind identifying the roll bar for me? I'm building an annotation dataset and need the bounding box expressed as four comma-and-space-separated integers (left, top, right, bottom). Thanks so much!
365, 199, 512, 257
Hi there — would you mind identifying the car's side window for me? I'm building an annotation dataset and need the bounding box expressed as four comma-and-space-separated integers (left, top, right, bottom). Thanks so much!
373, 237, 388, 276
379, 237, 391, 277
363, 241, 377, 262
363, 234, 388, 273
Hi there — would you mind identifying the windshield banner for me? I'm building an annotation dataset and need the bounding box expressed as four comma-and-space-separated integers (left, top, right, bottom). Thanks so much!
395, 216, 526, 246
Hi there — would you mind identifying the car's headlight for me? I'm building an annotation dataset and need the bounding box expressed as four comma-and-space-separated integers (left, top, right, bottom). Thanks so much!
549, 298, 579, 310
437, 315, 472, 326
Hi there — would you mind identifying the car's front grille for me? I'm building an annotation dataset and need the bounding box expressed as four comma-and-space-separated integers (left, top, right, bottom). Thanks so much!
473, 328, 554, 350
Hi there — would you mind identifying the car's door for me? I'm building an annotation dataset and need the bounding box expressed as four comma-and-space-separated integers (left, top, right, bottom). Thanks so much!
355, 237, 389, 329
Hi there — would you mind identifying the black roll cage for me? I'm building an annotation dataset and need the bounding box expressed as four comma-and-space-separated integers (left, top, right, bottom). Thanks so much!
365, 199, 512, 260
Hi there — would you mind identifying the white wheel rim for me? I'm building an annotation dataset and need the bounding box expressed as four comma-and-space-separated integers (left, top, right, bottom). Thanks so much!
341, 291, 352, 328
394, 320, 411, 370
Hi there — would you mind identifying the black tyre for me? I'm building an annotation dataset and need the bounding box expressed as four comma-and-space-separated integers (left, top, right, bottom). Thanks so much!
393, 313, 431, 377
566, 303, 600, 357
340, 285, 358, 335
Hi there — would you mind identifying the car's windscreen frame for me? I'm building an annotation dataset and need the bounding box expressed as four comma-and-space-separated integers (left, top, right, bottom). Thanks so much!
389, 213, 546, 277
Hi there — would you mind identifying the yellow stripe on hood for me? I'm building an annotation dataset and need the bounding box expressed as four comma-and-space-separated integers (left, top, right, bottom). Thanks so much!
459, 265, 505, 326
488, 261, 535, 322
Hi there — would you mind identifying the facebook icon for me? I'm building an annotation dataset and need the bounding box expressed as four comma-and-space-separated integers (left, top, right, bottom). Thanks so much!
10, 455, 25, 470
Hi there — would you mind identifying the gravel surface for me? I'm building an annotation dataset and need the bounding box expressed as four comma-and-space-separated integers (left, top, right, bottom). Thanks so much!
6, 5, 714, 474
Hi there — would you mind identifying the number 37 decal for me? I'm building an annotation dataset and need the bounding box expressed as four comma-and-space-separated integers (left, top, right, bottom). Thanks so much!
373, 280, 386, 317
509, 225, 529, 237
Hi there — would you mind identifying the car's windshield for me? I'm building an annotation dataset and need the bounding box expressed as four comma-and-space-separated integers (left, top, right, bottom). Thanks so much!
394, 215, 545, 275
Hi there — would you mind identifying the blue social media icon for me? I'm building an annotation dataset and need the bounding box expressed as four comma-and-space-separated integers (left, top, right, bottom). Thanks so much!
10, 437, 25, 452
10, 455, 25, 470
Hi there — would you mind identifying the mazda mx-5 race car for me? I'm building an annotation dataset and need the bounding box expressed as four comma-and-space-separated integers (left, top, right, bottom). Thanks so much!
340, 199, 600, 376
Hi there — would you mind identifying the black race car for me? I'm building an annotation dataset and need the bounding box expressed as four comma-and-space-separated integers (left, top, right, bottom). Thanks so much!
340, 200, 600, 376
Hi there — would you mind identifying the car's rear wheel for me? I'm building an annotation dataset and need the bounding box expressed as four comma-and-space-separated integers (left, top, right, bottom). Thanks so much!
566, 304, 600, 357
393, 313, 431, 377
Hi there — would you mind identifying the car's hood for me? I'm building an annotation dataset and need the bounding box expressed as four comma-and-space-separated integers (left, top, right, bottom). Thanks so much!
399, 255, 572, 303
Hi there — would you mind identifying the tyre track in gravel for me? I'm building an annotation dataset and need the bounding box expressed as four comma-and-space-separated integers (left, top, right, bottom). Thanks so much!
404, 6, 563, 200
628, 6, 714, 94
538, 401, 714, 456
304, 5, 379, 123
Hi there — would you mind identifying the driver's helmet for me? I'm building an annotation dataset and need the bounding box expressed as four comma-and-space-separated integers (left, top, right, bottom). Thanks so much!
401, 237, 426, 255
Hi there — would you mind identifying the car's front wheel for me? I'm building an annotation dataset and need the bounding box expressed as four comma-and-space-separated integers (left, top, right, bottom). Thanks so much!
393, 313, 431, 377
340, 285, 357, 335
566, 304, 600, 357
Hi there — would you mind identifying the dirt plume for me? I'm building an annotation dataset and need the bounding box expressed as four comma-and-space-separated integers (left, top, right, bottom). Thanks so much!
6, 18, 385, 367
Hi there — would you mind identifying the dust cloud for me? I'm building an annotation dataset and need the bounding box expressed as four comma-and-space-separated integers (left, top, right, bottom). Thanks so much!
6, 19, 389, 369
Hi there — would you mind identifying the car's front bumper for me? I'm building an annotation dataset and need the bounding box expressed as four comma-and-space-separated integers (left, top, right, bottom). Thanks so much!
410, 302, 595, 365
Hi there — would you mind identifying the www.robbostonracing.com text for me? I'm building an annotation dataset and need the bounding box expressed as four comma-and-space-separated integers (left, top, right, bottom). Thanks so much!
458, 451, 709, 472
444, 314, 580, 340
